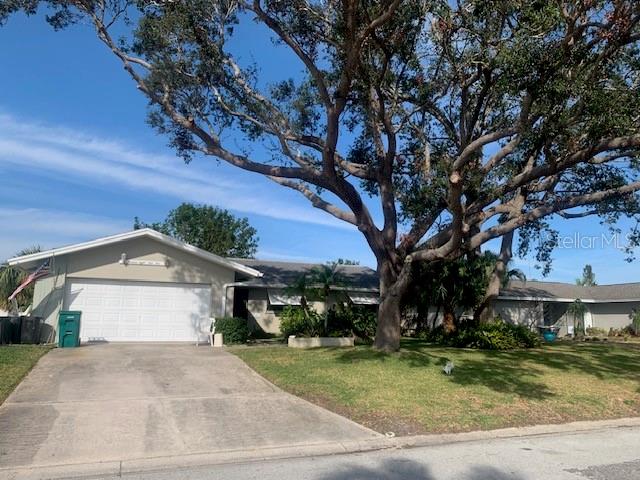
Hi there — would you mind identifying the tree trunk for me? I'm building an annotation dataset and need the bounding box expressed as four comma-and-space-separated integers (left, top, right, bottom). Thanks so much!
431, 304, 441, 330
374, 292, 403, 352
373, 260, 411, 352
443, 307, 456, 334
474, 230, 515, 323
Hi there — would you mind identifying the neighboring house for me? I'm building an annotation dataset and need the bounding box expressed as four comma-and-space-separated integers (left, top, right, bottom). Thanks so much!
7, 229, 378, 343
494, 280, 640, 335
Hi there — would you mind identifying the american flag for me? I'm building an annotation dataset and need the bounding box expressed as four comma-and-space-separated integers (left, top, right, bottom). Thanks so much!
8, 260, 51, 302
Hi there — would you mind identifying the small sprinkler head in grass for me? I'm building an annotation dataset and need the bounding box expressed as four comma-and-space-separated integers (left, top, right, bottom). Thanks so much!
443, 360, 454, 375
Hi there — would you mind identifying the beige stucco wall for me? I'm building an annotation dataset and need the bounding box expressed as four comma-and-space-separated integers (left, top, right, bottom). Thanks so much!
32, 264, 67, 342
31, 237, 237, 342
245, 289, 344, 335
590, 302, 639, 331
492, 299, 544, 328
493, 299, 640, 336
246, 289, 281, 334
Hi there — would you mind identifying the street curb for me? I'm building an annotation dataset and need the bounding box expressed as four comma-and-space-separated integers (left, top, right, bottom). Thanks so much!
390, 416, 640, 449
3, 417, 640, 479
0, 440, 391, 480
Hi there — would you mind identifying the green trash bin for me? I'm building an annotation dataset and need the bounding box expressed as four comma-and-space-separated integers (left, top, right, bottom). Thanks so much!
58, 311, 81, 348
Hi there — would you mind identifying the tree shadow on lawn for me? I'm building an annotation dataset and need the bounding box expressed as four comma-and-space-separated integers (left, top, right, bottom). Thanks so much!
483, 343, 640, 380
319, 458, 527, 480
331, 344, 554, 400
332, 344, 448, 368
331, 341, 640, 401
436, 342, 640, 400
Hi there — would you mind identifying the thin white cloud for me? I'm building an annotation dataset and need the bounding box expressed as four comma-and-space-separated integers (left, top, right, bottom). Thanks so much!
255, 249, 328, 264
0, 207, 130, 261
0, 112, 353, 230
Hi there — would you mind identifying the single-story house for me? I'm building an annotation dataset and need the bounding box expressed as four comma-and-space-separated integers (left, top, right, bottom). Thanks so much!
7, 229, 378, 343
494, 280, 640, 335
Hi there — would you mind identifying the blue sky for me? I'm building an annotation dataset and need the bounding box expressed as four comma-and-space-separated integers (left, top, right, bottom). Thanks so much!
0, 11, 637, 284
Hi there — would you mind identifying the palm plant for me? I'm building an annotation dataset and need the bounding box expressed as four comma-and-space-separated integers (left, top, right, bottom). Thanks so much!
482, 251, 527, 288
309, 263, 344, 308
287, 262, 348, 334
285, 273, 310, 314
310, 262, 347, 332
0, 246, 41, 312
567, 299, 587, 338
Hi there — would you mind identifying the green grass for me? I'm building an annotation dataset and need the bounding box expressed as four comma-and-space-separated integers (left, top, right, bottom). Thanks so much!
231, 340, 640, 435
0, 345, 53, 404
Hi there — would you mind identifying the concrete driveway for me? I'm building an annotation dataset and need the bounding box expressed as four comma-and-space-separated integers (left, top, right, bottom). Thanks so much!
0, 344, 379, 475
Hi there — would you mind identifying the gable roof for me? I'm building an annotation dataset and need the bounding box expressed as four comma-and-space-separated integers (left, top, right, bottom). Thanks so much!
499, 280, 640, 303
231, 258, 379, 291
7, 229, 262, 278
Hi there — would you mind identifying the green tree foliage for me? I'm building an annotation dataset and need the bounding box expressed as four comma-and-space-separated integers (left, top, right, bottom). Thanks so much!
134, 203, 258, 258
576, 264, 597, 286
0, 246, 41, 311
4, 1, 640, 351
407, 253, 495, 333
408, 250, 526, 333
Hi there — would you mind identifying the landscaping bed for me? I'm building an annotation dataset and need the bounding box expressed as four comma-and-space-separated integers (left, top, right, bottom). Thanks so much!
0, 345, 53, 404
232, 339, 640, 435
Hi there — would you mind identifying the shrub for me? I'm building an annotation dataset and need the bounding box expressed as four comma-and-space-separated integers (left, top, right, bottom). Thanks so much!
608, 326, 637, 337
279, 307, 307, 337
326, 304, 377, 341
630, 309, 640, 335
279, 306, 324, 337
586, 327, 607, 336
421, 319, 541, 350
214, 317, 249, 344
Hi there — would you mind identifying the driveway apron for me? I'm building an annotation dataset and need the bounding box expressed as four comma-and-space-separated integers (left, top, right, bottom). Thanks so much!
0, 344, 379, 470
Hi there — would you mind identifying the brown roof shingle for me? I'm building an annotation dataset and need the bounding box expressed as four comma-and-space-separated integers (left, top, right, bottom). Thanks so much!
500, 280, 640, 302
231, 259, 379, 291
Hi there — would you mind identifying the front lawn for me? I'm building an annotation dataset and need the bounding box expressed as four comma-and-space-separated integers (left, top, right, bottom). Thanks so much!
232, 340, 640, 435
0, 345, 53, 404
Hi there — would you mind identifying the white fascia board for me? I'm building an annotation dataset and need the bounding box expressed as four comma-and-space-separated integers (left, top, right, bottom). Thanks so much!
7, 229, 263, 278
496, 296, 592, 303
496, 296, 640, 304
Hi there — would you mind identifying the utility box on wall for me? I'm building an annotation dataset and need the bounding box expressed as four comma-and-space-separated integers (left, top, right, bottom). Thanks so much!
58, 311, 81, 348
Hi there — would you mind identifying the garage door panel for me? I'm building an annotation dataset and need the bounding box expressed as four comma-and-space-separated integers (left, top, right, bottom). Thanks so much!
65, 279, 212, 342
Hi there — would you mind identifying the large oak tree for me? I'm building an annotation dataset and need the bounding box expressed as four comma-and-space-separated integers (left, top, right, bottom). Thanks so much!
4, 0, 640, 351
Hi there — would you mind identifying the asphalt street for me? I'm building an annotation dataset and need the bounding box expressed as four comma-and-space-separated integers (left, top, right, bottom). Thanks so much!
81, 424, 640, 480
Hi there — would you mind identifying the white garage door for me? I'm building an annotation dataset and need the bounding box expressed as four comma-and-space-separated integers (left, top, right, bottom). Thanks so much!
64, 279, 212, 342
